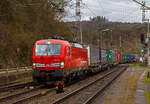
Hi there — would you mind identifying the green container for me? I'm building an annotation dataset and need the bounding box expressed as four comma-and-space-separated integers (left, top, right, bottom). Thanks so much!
106, 50, 112, 63
122, 54, 127, 61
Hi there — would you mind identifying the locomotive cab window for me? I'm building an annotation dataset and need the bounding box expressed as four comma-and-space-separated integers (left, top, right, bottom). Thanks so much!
35, 44, 61, 56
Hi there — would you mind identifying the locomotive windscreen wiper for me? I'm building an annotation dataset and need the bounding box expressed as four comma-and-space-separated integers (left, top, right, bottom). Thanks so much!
35, 44, 61, 56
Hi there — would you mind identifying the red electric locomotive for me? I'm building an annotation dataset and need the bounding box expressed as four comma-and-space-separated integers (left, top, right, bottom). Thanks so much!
32, 39, 88, 85
117, 53, 121, 63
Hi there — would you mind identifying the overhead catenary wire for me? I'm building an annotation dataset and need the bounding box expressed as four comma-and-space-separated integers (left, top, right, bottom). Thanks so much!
133, 0, 150, 10
96, 0, 105, 13
117, 8, 141, 22
81, 2, 97, 17
54, 0, 145, 23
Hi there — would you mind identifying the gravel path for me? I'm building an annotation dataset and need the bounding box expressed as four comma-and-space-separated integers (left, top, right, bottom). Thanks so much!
91, 66, 145, 104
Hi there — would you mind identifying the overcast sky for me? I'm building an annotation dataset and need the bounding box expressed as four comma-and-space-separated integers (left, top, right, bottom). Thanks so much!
64, 0, 150, 23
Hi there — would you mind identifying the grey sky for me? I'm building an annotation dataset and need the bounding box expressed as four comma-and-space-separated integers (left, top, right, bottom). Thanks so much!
64, 0, 150, 23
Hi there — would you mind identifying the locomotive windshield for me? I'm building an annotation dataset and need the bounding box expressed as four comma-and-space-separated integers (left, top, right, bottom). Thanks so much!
35, 44, 61, 56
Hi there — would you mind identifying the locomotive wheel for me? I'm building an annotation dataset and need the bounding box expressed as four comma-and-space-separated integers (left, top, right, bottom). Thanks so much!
64, 76, 71, 84
32, 77, 42, 85
107, 66, 110, 70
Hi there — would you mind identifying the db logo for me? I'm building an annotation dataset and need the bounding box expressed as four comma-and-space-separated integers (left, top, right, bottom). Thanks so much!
46, 64, 50, 67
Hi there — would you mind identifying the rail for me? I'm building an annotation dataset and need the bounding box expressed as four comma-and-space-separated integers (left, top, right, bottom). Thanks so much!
0, 66, 32, 74
51, 66, 127, 104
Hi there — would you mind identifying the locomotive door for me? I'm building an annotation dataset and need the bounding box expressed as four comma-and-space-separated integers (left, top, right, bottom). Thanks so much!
66, 46, 71, 68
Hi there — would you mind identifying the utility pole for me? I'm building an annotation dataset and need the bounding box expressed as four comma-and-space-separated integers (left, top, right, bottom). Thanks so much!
141, 1, 146, 22
110, 30, 113, 49
101, 31, 103, 49
76, 0, 83, 43
133, 0, 150, 66
133, 1, 149, 32
120, 35, 122, 54
133, 0, 150, 34
100, 29, 112, 50
141, 1, 150, 66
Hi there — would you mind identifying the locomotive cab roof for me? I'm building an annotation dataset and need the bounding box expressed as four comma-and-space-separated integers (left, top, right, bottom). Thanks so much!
35, 39, 87, 49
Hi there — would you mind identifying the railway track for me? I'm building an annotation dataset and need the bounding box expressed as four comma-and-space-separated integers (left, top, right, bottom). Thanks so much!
51, 66, 127, 104
0, 81, 33, 93
0, 82, 17, 87
12, 88, 55, 104
0, 84, 45, 104
0, 65, 127, 104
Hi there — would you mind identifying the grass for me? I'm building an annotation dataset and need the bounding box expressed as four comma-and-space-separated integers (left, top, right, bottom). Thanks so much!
143, 72, 150, 104
143, 72, 150, 84
145, 92, 150, 104
130, 63, 147, 68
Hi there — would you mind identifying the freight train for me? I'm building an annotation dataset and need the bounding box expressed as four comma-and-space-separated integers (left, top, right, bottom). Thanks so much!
32, 38, 135, 86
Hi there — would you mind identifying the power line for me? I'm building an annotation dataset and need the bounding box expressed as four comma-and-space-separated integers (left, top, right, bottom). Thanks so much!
133, 0, 150, 10
81, 2, 97, 17
133, 0, 149, 22
133, 0, 150, 66
117, 9, 141, 22
96, 0, 105, 12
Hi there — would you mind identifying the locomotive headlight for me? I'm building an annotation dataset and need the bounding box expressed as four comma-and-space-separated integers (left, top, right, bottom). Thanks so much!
60, 62, 65, 68
32, 63, 36, 69
33, 63, 36, 66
